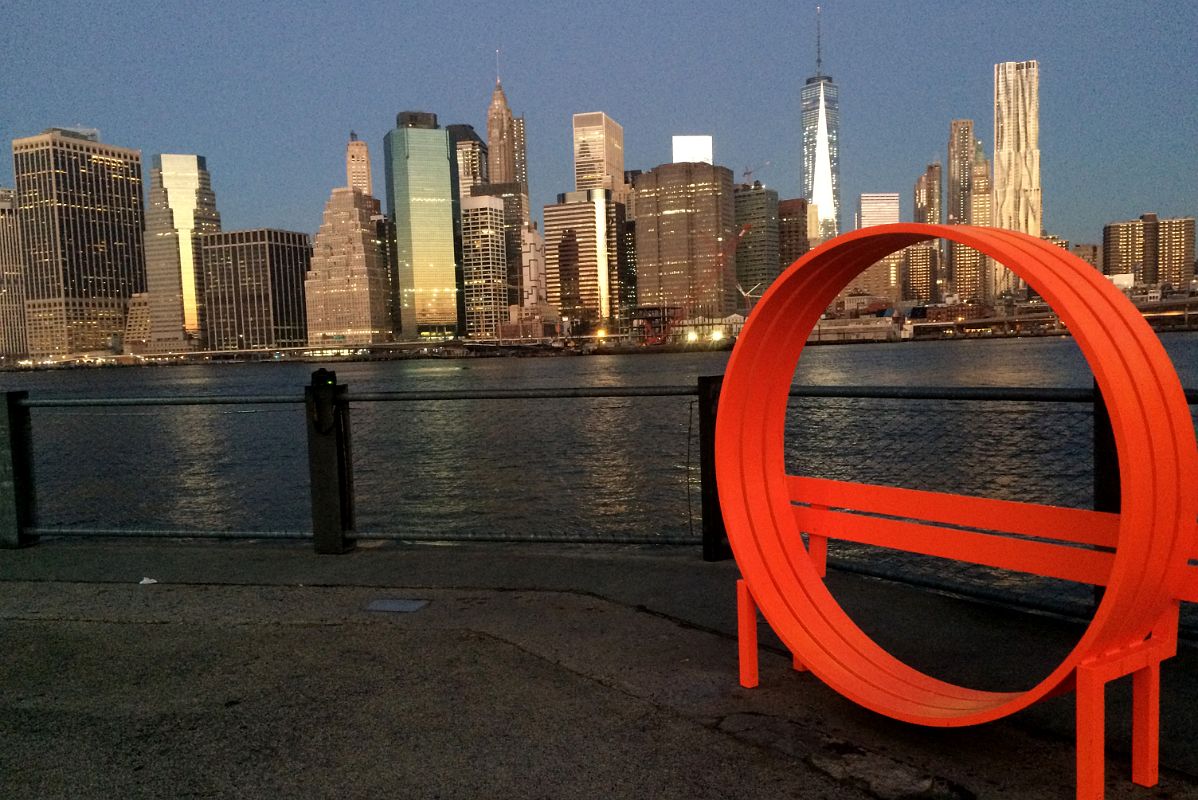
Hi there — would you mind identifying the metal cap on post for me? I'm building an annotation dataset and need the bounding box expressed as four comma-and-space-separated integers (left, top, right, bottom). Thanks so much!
305, 369, 355, 554
0, 391, 35, 548
698, 375, 731, 561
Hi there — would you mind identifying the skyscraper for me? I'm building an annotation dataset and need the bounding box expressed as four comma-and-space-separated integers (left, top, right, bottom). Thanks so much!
573, 112, 626, 202
460, 195, 508, 337
383, 111, 460, 339
542, 189, 625, 332
471, 182, 529, 306
346, 132, 372, 196
733, 181, 780, 306
946, 120, 991, 303
0, 188, 26, 358
633, 162, 737, 318
947, 121, 975, 229
857, 193, 900, 229
800, 8, 840, 240
144, 154, 222, 352
993, 60, 1041, 237
449, 124, 489, 191
487, 79, 516, 185
201, 229, 310, 350
778, 198, 812, 270
12, 128, 145, 358
910, 163, 942, 302
1103, 214, 1196, 287
851, 193, 902, 300
914, 163, 941, 225
512, 116, 529, 190
904, 245, 937, 303
304, 187, 392, 346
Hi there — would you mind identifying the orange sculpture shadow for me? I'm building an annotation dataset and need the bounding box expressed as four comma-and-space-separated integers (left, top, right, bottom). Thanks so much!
716, 224, 1198, 800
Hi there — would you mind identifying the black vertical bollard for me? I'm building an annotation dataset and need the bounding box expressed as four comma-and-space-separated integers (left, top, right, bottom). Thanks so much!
306, 369, 355, 554
1093, 379, 1118, 606
698, 375, 731, 561
0, 391, 35, 548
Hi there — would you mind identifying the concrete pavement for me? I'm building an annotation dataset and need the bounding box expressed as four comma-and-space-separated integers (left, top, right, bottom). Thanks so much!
2, 538, 1197, 799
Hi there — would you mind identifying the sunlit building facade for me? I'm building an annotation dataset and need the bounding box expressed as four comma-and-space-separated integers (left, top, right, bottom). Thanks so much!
911, 163, 942, 302
633, 162, 737, 318
383, 111, 460, 339
573, 112, 626, 203
0, 188, 27, 357
543, 189, 626, 333
1103, 214, 1196, 287
946, 120, 992, 303
144, 154, 222, 352
201, 229, 309, 350
346, 132, 372, 196
851, 193, 902, 300
993, 60, 1041, 237
305, 187, 392, 345
12, 128, 145, 358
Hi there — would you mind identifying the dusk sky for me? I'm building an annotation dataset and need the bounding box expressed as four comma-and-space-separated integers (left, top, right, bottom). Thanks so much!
2, 0, 1195, 246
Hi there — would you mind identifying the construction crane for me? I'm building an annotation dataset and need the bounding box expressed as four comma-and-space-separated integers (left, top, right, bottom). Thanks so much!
741, 161, 771, 184
718, 223, 752, 274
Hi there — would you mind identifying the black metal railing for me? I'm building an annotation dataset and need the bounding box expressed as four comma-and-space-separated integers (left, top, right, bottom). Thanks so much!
3, 369, 1196, 630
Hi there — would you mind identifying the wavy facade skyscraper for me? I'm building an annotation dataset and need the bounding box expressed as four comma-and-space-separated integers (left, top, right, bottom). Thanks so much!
800, 10, 840, 240
993, 60, 1040, 297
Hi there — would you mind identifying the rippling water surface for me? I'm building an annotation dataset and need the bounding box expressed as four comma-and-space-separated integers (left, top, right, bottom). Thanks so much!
4, 332, 1197, 539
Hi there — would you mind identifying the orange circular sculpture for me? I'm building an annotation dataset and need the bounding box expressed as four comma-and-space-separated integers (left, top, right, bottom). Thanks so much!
716, 223, 1198, 732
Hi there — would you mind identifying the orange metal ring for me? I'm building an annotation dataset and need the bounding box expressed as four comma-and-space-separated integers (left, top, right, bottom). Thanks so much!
716, 223, 1198, 726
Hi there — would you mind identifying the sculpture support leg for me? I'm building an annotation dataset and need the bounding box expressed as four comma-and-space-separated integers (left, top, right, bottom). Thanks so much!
737, 579, 758, 688
1076, 665, 1106, 800
1131, 661, 1160, 787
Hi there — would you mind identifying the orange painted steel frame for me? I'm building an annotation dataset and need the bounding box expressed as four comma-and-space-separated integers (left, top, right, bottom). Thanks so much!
716, 224, 1198, 800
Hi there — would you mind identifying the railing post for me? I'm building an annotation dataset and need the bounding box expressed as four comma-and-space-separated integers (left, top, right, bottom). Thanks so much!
305, 369, 355, 554
699, 375, 730, 561
0, 391, 35, 548
1093, 379, 1118, 606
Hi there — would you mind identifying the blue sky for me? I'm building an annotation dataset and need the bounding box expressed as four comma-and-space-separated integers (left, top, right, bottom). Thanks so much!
2, 0, 1195, 246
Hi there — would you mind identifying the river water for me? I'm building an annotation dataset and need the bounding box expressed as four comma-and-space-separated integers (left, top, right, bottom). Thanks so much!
6, 333, 1198, 622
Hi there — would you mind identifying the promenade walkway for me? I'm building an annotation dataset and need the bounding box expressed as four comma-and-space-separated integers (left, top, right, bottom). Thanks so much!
3, 539, 1198, 799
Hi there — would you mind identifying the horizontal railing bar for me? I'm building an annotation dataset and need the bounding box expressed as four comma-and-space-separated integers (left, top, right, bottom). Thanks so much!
22, 395, 302, 408
348, 386, 700, 401
16, 385, 1198, 408
353, 530, 702, 545
29, 527, 701, 546
789, 386, 1098, 403
31, 527, 310, 539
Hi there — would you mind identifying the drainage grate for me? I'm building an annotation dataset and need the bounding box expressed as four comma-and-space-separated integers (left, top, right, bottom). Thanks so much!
365, 598, 429, 613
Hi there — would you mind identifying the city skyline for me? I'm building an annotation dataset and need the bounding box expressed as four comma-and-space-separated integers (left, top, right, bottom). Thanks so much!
2, 1, 1194, 249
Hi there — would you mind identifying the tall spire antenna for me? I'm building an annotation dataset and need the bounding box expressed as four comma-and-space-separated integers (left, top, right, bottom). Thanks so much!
815, 5, 823, 76
495, 48, 501, 84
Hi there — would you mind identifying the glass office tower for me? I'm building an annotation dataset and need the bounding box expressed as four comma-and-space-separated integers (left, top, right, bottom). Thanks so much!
383, 112, 460, 339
